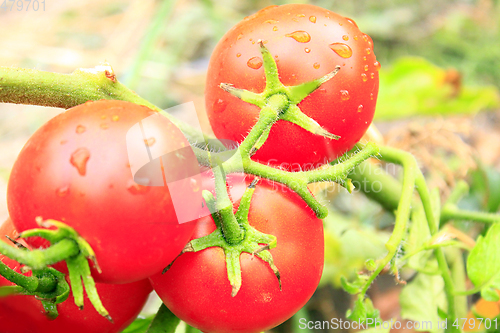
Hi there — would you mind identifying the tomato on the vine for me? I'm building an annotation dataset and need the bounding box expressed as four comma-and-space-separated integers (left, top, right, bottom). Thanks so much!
150, 178, 324, 333
0, 219, 152, 333
206, 4, 379, 170
7, 100, 202, 284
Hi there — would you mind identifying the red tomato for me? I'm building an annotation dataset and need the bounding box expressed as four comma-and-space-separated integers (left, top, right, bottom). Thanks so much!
7, 100, 202, 284
205, 4, 379, 170
0, 219, 152, 333
150, 178, 324, 333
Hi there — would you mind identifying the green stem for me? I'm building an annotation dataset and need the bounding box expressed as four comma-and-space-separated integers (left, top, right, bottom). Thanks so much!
0, 66, 223, 150
0, 260, 38, 292
441, 206, 500, 224
0, 239, 79, 270
360, 146, 416, 296
415, 174, 458, 327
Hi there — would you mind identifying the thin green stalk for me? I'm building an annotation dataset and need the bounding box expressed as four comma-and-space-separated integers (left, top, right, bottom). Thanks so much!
415, 174, 458, 328
123, 0, 179, 89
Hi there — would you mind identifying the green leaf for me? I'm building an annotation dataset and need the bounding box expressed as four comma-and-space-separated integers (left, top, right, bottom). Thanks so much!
122, 317, 154, 333
346, 296, 381, 324
481, 288, 500, 302
146, 304, 180, 333
467, 224, 500, 292
340, 275, 370, 295
400, 273, 446, 333
374, 57, 500, 120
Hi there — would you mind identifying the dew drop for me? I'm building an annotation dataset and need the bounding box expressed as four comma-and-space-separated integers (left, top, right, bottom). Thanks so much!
237, 33, 243, 40
296, 14, 305, 18
363, 56, 367, 61
127, 181, 150, 195
304, 48, 311, 53
285, 31, 311, 43
370, 93, 374, 100
264, 19, 278, 24
76, 125, 86, 134
342, 35, 349, 41
361, 73, 368, 82
273, 26, 278, 31
56, 186, 69, 197
144, 137, 156, 147
371, 73, 375, 79
329, 43, 352, 58
247, 57, 263, 69
345, 18, 358, 28
353, 36, 359, 40
309, 16, 316, 23
363, 35, 369, 42
100, 123, 109, 130
340, 90, 350, 101
313, 62, 320, 69
366, 48, 371, 55
190, 178, 200, 192
364, 65, 369, 71
70, 148, 90, 176
357, 105, 364, 112
112, 115, 119, 122
374, 61, 381, 71
236, 53, 241, 58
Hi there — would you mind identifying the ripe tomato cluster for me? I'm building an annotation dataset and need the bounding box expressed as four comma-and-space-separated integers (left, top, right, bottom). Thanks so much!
0, 4, 377, 333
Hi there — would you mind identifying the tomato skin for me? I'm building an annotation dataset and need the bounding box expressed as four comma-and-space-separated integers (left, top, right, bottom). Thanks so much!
150, 179, 324, 333
206, 4, 379, 170
0, 219, 153, 333
7, 100, 202, 284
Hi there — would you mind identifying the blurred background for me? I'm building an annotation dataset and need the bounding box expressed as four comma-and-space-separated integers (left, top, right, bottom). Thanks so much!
1, 0, 500, 332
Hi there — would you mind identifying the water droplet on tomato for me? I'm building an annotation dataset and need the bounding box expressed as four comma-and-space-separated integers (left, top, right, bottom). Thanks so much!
357, 105, 364, 112
345, 18, 358, 28
236, 53, 241, 58
70, 148, 90, 176
56, 186, 69, 197
112, 115, 119, 122
329, 43, 352, 58
374, 61, 381, 71
273, 26, 278, 31
342, 35, 349, 41
76, 125, 86, 134
370, 93, 374, 100
370, 73, 375, 79
366, 48, 371, 55
363, 56, 367, 61
144, 137, 156, 147
190, 178, 199, 192
247, 57, 263, 69
340, 90, 350, 101
285, 31, 311, 43
364, 65, 369, 71
237, 33, 243, 40
264, 19, 278, 24
363, 35, 369, 42
304, 48, 310, 53
361, 73, 368, 82
127, 181, 150, 195
353, 36, 359, 40
296, 14, 305, 18
313, 62, 320, 69
309, 16, 316, 23
100, 123, 109, 130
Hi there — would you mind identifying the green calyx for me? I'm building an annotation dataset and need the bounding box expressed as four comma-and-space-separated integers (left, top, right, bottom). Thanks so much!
165, 184, 280, 297
0, 219, 112, 322
220, 41, 341, 147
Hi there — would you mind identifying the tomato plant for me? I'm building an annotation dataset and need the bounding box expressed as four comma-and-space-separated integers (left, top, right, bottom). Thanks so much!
150, 178, 324, 333
205, 4, 379, 170
0, 219, 153, 333
7, 100, 202, 284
